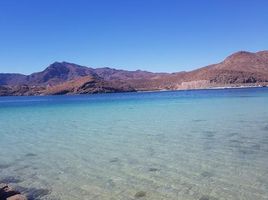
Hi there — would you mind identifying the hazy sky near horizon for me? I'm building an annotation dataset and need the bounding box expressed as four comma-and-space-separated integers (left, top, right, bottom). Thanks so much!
0, 0, 268, 74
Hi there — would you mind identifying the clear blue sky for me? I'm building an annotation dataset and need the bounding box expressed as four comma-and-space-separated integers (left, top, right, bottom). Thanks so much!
0, 0, 267, 74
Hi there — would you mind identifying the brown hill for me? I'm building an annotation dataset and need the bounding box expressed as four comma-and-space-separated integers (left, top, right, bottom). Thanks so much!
181, 51, 268, 86
26, 62, 99, 86
0, 50, 268, 96
44, 75, 136, 95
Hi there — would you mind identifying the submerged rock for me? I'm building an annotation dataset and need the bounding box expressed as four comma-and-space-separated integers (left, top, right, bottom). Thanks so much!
25, 153, 37, 157
148, 168, 159, 172
193, 119, 206, 122
0, 184, 27, 200
7, 194, 27, 200
109, 158, 119, 163
134, 191, 146, 198
14, 186, 50, 200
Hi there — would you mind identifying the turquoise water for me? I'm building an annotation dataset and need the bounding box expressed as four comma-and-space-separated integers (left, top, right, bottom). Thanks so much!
0, 88, 268, 200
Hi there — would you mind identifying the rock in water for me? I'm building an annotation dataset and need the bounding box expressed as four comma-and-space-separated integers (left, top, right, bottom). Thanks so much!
7, 194, 27, 200
0, 184, 27, 200
134, 191, 146, 198
148, 168, 159, 172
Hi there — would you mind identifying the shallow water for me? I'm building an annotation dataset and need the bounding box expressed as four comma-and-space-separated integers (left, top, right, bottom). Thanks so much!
0, 88, 268, 200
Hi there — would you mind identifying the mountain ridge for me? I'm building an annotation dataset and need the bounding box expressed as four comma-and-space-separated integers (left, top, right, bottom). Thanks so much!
1, 50, 268, 96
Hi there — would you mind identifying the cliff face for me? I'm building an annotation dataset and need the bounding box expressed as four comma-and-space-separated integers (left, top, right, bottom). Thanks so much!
0, 50, 268, 96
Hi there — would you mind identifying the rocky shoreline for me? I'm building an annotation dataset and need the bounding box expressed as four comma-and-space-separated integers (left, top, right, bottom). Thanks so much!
0, 82, 268, 97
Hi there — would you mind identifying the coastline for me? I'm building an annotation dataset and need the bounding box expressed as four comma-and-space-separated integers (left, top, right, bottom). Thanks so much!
0, 83, 268, 97
137, 84, 268, 93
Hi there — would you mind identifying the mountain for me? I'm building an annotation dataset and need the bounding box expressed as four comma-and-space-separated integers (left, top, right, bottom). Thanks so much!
26, 62, 98, 86
187, 51, 268, 82
0, 50, 268, 96
144, 50, 268, 90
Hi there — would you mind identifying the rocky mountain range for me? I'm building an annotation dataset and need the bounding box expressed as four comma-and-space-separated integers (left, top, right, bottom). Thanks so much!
0, 50, 268, 96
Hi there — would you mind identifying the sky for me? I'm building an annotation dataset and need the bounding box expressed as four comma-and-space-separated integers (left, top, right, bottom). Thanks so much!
0, 0, 268, 74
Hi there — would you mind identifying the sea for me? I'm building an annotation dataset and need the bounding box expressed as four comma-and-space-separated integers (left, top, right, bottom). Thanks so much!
0, 88, 268, 200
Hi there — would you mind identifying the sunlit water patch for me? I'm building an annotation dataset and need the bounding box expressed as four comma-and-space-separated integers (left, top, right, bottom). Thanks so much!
0, 88, 268, 200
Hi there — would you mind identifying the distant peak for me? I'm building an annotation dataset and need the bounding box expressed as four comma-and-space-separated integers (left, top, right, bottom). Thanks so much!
49, 61, 68, 66
47, 61, 84, 69
44, 62, 81, 73
223, 51, 256, 63
61, 61, 75, 65
228, 51, 254, 57
50, 61, 78, 65
50, 61, 61, 65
